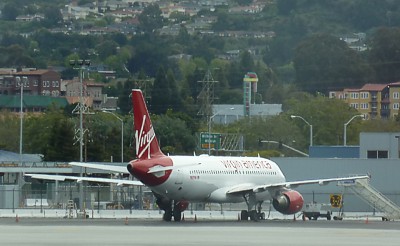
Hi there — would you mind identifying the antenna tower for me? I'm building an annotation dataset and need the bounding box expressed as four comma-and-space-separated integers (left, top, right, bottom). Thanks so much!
197, 68, 218, 118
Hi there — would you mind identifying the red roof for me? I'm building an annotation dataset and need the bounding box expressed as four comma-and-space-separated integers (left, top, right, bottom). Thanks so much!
388, 81, 400, 87
360, 83, 387, 91
15, 69, 54, 75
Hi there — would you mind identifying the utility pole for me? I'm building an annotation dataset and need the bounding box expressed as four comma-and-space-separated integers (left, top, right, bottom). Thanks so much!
70, 59, 91, 212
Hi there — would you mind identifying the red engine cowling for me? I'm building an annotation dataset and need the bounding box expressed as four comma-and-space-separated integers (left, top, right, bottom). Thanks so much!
272, 190, 304, 215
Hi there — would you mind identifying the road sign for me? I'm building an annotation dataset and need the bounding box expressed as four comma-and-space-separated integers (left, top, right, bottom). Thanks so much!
330, 194, 342, 208
200, 132, 221, 150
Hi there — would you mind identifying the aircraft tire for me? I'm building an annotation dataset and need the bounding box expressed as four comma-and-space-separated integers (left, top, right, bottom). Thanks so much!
240, 210, 248, 220
163, 210, 172, 222
173, 210, 182, 222
249, 210, 258, 221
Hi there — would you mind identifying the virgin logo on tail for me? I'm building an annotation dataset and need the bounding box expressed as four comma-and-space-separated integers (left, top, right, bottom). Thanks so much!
135, 115, 156, 159
132, 89, 164, 160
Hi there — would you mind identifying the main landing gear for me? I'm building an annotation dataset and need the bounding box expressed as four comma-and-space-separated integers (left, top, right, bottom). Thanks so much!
157, 198, 183, 222
240, 194, 266, 221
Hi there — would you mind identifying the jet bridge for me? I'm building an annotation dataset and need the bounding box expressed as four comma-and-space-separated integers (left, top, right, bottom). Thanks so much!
338, 178, 400, 220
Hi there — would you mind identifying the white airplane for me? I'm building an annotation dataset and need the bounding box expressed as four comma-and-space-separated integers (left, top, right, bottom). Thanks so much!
27, 89, 369, 222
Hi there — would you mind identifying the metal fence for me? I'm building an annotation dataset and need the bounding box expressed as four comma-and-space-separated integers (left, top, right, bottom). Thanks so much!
2, 180, 399, 214
0, 183, 156, 211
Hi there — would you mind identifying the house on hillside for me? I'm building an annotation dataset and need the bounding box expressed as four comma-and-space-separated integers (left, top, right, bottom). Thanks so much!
0, 69, 61, 97
63, 78, 105, 110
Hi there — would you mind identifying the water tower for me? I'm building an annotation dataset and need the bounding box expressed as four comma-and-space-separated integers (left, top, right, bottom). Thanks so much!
243, 72, 258, 117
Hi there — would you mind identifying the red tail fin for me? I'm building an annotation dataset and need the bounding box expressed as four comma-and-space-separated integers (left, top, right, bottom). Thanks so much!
132, 89, 164, 159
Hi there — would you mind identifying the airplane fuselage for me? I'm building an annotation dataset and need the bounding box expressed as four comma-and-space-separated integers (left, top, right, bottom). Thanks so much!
132, 155, 286, 204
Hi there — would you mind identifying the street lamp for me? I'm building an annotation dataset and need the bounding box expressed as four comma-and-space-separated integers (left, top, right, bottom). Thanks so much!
291, 115, 313, 146
208, 108, 234, 155
102, 110, 124, 163
16, 76, 25, 210
343, 114, 364, 146
70, 59, 91, 212
208, 112, 219, 155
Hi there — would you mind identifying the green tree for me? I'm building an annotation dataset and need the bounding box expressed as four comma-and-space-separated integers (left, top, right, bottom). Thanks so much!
138, 4, 165, 33
1, 3, 20, 20
151, 66, 171, 114
153, 114, 196, 154
284, 93, 361, 147
177, 26, 190, 46
240, 51, 255, 75
276, 0, 297, 15
0, 44, 35, 67
343, 0, 388, 30
166, 68, 183, 112
42, 6, 63, 27
0, 111, 19, 152
24, 108, 77, 161
127, 36, 169, 76
368, 27, 400, 83
294, 33, 372, 93
118, 79, 136, 115
226, 51, 256, 89
44, 118, 76, 161
96, 40, 118, 60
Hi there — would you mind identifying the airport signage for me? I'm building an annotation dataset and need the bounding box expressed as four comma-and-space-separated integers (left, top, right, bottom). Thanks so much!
330, 194, 342, 208
200, 132, 221, 150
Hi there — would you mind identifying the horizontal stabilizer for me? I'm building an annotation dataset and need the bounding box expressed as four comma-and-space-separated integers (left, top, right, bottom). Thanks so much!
69, 162, 129, 173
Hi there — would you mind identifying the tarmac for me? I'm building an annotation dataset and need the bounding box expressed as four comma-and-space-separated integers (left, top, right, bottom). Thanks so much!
0, 210, 399, 246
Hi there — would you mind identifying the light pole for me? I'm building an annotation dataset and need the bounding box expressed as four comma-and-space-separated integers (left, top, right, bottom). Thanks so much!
102, 111, 124, 163
18, 77, 24, 164
17, 76, 25, 210
344, 114, 364, 146
70, 59, 90, 212
208, 112, 219, 155
291, 115, 313, 146
208, 108, 234, 155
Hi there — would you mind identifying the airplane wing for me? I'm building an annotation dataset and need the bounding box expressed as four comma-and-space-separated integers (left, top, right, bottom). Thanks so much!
227, 175, 370, 194
25, 174, 143, 186
69, 162, 129, 173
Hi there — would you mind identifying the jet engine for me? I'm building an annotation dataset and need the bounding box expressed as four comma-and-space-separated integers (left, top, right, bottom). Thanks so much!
272, 190, 304, 214
175, 201, 189, 212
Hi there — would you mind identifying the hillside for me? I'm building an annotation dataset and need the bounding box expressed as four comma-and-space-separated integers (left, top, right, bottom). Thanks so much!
1, 0, 400, 97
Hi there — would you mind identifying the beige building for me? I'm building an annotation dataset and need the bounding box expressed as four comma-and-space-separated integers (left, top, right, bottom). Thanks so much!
63, 78, 104, 110
387, 82, 400, 118
330, 84, 390, 119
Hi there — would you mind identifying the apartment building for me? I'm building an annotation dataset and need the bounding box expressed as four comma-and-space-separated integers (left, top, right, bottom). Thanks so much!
0, 69, 112, 112
329, 83, 391, 119
0, 69, 61, 97
387, 82, 400, 118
